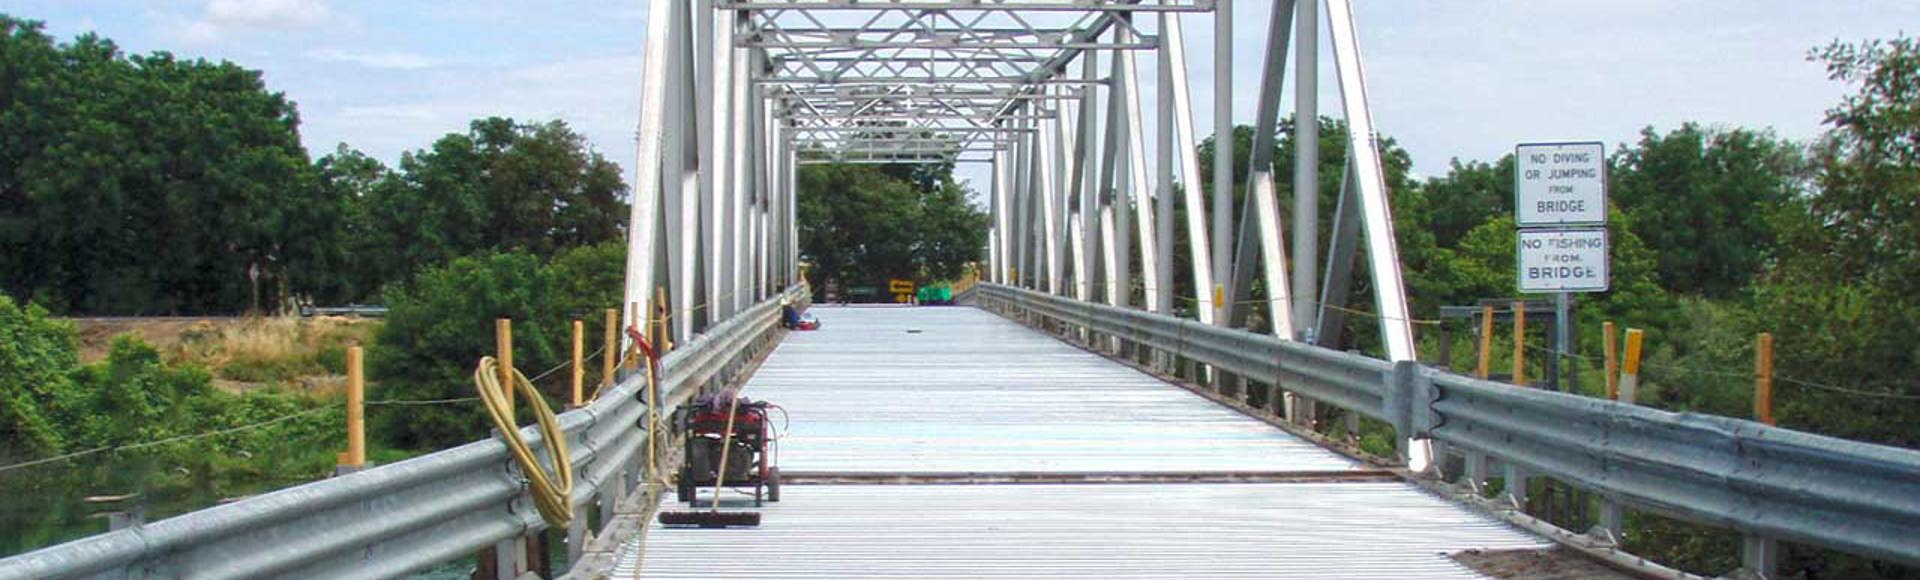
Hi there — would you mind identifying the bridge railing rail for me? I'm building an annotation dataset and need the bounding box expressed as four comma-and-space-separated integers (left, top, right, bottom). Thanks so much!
973, 283, 1920, 569
0, 284, 809, 580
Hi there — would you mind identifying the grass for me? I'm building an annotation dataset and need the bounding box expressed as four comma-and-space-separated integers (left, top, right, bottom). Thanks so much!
170, 317, 379, 397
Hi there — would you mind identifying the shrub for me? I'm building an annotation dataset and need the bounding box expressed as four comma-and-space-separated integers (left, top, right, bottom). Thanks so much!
371, 243, 625, 450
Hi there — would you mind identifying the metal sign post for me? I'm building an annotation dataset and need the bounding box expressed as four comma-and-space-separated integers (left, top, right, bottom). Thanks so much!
1515, 142, 1610, 393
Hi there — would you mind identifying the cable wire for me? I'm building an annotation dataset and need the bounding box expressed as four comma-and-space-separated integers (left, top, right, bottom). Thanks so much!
0, 404, 339, 475
1515, 339, 1919, 401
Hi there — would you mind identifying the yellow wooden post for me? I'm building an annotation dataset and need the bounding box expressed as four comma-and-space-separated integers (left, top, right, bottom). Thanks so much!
654, 286, 672, 352
1475, 305, 1495, 379
1604, 322, 1619, 400
602, 308, 617, 394
1755, 332, 1775, 425
1511, 301, 1527, 386
497, 318, 514, 418
1620, 328, 1645, 403
626, 303, 641, 370
344, 346, 365, 467
571, 320, 584, 408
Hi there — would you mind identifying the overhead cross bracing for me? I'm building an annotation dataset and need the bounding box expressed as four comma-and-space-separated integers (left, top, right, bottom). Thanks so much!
735, 1, 1185, 164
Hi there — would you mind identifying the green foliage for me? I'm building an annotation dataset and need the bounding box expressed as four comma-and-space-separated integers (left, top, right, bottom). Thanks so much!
1420, 156, 1515, 250
0, 16, 329, 314
1183, 117, 1421, 345
1634, 298, 1763, 417
0, 294, 79, 455
0, 18, 627, 313
1611, 125, 1804, 298
1, 291, 340, 478
1738, 36, 1920, 449
348, 118, 628, 297
371, 243, 625, 449
796, 163, 987, 292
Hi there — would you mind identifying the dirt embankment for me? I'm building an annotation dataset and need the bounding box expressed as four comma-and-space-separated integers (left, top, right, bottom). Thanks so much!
69, 316, 379, 395
1453, 548, 1650, 580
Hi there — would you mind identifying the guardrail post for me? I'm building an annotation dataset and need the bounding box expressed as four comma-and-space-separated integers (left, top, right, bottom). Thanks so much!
1582, 326, 1628, 545
1464, 450, 1488, 494
1742, 535, 1779, 579
494, 537, 526, 580
566, 503, 586, 574
1504, 462, 1530, 507
1594, 325, 1635, 544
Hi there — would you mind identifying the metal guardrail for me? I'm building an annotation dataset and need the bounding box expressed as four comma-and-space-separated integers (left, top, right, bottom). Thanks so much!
300, 304, 389, 318
973, 283, 1920, 568
0, 284, 809, 580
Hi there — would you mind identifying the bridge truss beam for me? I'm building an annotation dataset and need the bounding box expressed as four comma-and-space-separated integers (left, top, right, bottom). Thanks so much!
624, 0, 1417, 367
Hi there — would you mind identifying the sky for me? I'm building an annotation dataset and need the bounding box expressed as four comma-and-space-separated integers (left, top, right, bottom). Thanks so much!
9, 0, 1917, 193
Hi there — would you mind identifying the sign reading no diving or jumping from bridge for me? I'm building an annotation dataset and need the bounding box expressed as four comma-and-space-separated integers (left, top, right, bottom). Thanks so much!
1515, 142, 1606, 226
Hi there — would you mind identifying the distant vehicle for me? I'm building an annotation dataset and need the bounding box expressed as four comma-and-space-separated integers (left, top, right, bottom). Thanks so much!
916, 283, 954, 305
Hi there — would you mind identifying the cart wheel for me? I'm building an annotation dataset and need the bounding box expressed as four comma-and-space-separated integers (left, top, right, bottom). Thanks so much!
676, 478, 695, 504
767, 467, 781, 503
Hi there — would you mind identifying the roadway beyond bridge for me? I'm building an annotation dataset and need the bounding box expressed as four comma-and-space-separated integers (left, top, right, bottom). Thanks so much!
626, 305, 1553, 579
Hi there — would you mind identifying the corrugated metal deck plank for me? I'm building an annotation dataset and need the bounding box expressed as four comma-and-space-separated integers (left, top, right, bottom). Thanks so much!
629, 306, 1547, 578
636, 483, 1550, 579
749, 306, 1359, 474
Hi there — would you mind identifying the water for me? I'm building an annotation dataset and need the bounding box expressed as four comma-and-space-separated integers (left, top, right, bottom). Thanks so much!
0, 455, 316, 558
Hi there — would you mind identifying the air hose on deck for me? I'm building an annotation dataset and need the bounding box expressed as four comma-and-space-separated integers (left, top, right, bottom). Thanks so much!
474, 356, 575, 528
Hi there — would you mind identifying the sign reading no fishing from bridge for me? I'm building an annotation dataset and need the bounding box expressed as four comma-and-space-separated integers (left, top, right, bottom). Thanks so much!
1515, 141, 1610, 294
1517, 228, 1610, 292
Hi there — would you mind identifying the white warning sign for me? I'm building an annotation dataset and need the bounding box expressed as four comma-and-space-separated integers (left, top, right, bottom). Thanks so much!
1517, 228, 1609, 293
1516, 142, 1607, 226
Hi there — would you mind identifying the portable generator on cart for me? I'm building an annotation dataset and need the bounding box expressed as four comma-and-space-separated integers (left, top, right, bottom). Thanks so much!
673, 389, 782, 507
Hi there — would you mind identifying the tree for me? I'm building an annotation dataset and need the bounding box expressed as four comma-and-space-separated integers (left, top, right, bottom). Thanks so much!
795, 163, 987, 295
0, 17, 323, 315
1753, 36, 1920, 449
353, 118, 629, 298
1610, 125, 1804, 298
1419, 156, 1515, 250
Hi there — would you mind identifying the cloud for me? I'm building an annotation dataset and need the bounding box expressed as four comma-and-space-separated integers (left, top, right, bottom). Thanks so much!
299, 54, 643, 170
155, 0, 333, 44
204, 0, 332, 29
153, 12, 221, 45
306, 48, 439, 70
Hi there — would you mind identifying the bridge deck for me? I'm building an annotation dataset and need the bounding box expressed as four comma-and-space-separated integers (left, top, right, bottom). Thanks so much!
630, 306, 1547, 579
751, 306, 1359, 474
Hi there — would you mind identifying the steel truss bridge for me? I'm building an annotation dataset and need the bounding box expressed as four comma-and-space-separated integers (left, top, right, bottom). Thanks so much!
3, 1, 1917, 579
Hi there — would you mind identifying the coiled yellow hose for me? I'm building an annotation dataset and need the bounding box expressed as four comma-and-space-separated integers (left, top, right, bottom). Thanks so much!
474, 356, 574, 528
